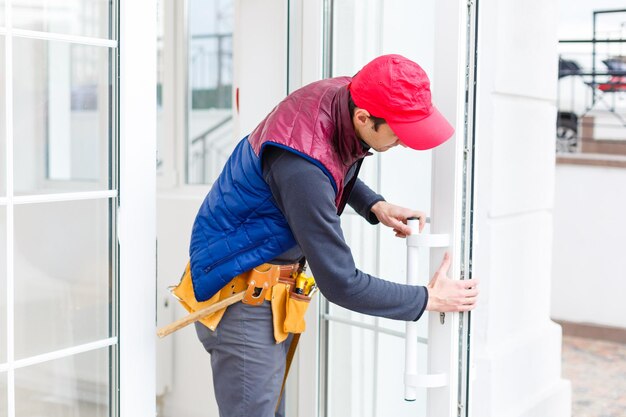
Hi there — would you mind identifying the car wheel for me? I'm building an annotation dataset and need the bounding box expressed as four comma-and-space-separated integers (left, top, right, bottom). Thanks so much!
556, 118, 578, 153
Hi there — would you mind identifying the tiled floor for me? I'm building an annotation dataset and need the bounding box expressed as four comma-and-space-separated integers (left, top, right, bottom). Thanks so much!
562, 335, 626, 417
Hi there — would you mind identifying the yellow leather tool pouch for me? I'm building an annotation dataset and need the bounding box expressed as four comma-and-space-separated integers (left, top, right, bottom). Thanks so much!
270, 279, 293, 344
283, 291, 311, 334
170, 263, 278, 331
170, 263, 231, 331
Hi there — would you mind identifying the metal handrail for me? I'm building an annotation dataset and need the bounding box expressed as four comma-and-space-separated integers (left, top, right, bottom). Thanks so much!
191, 115, 233, 145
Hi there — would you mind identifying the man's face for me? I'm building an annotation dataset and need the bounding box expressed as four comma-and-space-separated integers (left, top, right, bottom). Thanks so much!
354, 110, 407, 152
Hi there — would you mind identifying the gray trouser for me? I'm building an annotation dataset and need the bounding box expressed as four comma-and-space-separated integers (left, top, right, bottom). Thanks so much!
195, 300, 291, 417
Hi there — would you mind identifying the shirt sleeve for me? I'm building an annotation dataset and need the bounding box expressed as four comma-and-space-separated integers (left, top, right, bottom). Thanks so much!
262, 146, 428, 321
347, 178, 385, 225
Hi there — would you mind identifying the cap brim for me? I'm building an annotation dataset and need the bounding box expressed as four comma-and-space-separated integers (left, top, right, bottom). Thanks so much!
388, 106, 455, 150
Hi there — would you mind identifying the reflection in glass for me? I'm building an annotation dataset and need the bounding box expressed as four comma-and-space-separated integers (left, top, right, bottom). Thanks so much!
0, 206, 6, 364
15, 348, 110, 416
12, 0, 111, 39
14, 199, 111, 359
327, 322, 375, 417
12, 37, 111, 195
0, 36, 5, 197
187, 0, 234, 184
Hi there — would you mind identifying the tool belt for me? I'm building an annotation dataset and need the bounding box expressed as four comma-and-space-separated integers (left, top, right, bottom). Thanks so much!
171, 262, 315, 343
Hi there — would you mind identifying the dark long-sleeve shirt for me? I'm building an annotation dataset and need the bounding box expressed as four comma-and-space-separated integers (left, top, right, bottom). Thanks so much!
262, 146, 428, 321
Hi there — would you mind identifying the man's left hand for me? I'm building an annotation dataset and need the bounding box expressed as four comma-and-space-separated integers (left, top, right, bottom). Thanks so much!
370, 201, 426, 238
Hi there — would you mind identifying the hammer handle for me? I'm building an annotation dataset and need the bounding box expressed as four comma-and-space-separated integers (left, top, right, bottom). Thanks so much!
156, 291, 245, 338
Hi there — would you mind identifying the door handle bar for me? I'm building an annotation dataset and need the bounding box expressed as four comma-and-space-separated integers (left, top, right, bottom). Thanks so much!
404, 218, 449, 401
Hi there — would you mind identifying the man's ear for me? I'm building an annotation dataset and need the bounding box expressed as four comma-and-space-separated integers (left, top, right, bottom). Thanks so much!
353, 108, 371, 127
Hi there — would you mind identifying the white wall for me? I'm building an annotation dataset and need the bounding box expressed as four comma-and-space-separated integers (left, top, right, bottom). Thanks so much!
471, 0, 571, 416
552, 163, 626, 328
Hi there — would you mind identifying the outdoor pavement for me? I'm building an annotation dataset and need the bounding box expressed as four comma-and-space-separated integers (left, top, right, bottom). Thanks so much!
562, 335, 626, 417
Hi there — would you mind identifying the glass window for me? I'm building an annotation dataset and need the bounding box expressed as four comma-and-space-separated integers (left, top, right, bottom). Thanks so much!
12, 37, 112, 195
15, 348, 110, 416
12, 0, 112, 39
186, 0, 234, 185
0, 206, 5, 364
14, 199, 111, 359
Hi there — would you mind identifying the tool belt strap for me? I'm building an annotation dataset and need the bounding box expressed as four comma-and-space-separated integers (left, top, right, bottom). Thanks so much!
171, 262, 300, 332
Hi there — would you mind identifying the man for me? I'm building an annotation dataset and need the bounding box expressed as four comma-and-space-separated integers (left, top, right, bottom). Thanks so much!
185, 54, 479, 417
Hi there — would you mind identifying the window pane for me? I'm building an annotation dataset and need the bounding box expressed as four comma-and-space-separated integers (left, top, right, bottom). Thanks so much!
0, 206, 5, 364
0, 1, 4, 27
15, 348, 110, 416
13, 37, 111, 195
0, 36, 5, 197
14, 199, 111, 359
187, 0, 235, 184
12, 0, 111, 39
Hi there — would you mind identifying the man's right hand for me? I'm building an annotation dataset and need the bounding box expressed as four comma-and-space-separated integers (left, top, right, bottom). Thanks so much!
425, 252, 479, 312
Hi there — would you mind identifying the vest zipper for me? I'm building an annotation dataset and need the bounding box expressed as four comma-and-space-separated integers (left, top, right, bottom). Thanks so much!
202, 238, 269, 273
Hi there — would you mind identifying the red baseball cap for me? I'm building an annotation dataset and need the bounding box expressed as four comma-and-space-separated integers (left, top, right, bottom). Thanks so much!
348, 54, 454, 150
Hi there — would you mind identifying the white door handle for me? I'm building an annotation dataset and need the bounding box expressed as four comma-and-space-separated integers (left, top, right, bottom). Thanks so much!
404, 218, 450, 400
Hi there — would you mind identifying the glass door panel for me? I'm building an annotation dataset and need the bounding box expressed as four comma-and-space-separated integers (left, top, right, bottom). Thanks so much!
14, 348, 110, 416
12, 38, 112, 195
322, 1, 438, 415
13, 199, 111, 359
2, 1, 119, 415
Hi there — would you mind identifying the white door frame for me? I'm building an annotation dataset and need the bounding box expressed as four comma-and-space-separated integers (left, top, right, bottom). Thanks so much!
118, 0, 157, 415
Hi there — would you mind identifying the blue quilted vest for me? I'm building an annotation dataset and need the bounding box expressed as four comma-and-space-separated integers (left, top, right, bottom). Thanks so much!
189, 78, 368, 302
188, 137, 303, 301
